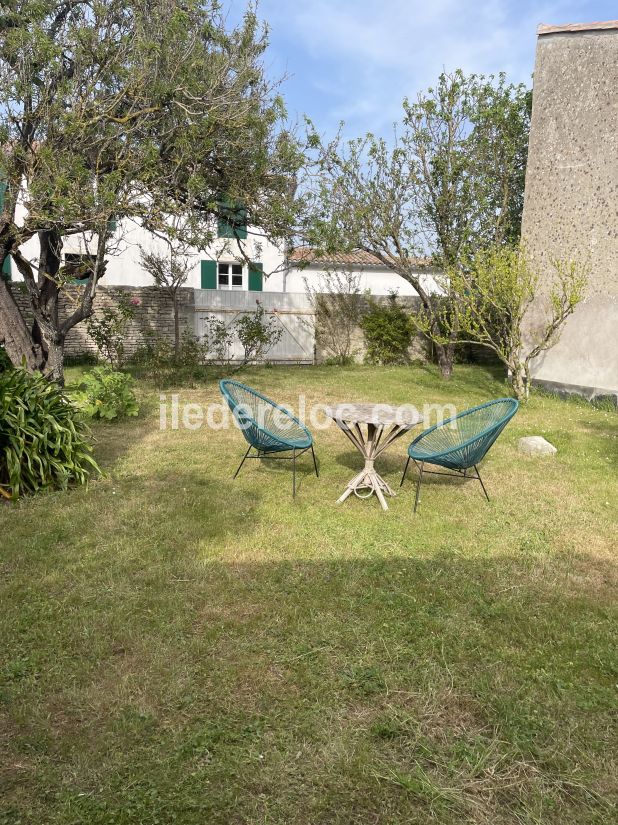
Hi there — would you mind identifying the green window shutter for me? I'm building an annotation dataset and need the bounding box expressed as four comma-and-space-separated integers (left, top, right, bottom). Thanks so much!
217, 216, 233, 238
217, 200, 247, 240
0, 181, 6, 211
248, 262, 263, 292
1, 254, 10, 282
201, 260, 217, 289
107, 217, 117, 234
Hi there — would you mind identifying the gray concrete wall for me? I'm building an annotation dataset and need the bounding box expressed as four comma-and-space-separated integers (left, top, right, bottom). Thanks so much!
521, 24, 618, 397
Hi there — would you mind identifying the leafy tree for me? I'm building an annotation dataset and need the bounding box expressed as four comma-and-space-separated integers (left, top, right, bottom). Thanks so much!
421, 245, 588, 400
0, 0, 305, 383
307, 70, 530, 378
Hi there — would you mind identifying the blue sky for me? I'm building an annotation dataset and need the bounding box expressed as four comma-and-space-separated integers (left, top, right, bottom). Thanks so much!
229, 1, 617, 138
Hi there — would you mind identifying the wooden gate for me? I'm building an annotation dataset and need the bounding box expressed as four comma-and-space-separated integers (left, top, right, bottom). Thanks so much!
194, 289, 315, 364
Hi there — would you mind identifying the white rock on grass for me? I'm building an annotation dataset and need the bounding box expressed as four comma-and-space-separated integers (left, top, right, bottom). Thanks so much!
518, 436, 557, 456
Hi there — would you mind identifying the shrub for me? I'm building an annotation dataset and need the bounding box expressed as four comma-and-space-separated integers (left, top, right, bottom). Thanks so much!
73, 366, 139, 420
131, 332, 174, 384
86, 293, 137, 367
234, 302, 282, 364
176, 328, 210, 369
0, 368, 101, 500
131, 330, 210, 385
202, 315, 234, 364
360, 294, 413, 365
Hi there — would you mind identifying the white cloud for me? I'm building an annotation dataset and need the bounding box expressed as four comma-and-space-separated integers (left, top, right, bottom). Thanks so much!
259, 0, 608, 135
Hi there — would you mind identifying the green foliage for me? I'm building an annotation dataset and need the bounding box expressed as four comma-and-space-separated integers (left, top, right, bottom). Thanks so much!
0, 345, 12, 372
421, 245, 588, 401
308, 69, 530, 377
234, 303, 282, 364
0, 368, 100, 499
361, 295, 414, 365
304, 269, 365, 365
73, 367, 139, 421
131, 333, 175, 385
201, 317, 234, 365
132, 328, 213, 386
86, 294, 136, 368
176, 329, 210, 369
131, 306, 281, 384
0, 1, 307, 379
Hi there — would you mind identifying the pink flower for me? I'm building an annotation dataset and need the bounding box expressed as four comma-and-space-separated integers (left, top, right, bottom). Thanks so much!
130, 297, 141, 306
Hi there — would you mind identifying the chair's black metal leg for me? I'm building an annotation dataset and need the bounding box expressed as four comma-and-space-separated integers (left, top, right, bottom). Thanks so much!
233, 445, 252, 479
475, 464, 490, 502
311, 444, 319, 477
292, 449, 297, 498
414, 461, 424, 513
400, 456, 410, 487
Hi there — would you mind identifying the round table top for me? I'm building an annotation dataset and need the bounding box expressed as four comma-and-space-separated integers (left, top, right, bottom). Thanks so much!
324, 402, 423, 428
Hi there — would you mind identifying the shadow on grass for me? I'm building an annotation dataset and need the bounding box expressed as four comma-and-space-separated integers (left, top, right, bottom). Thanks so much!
334, 448, 407, 477
580, 417, 618, 467
2, 545, 616, 825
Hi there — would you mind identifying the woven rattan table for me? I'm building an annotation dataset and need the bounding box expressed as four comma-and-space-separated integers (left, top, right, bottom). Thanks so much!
325, 403, 423, 511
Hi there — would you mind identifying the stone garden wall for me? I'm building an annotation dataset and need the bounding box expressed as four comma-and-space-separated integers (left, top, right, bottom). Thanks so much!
8, 284, 498, 367
9, 284, 195, 359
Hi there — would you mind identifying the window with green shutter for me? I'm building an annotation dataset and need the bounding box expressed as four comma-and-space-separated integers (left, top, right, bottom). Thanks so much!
248, 262, 263, 292
201, 260, 217, 289
217, 199, 247, 240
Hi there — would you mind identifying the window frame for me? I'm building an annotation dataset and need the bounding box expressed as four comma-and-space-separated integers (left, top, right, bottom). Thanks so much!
217, 261, 246, 291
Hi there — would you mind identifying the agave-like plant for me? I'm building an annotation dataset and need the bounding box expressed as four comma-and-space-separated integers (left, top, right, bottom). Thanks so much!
0, 368, 101, 500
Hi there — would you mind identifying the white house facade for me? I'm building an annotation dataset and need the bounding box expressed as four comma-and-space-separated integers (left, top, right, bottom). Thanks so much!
283, 248, 439, 297
2, 186, 439, 299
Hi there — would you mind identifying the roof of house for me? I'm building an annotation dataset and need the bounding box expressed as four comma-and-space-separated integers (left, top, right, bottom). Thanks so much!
288, 247, 433, 268
538, 20, 618, 35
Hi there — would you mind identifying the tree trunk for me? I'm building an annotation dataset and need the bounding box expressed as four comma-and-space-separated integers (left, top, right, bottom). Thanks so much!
172, 290, 180, 361
2, 226, 106, 384
0, 274, 45, 371
32, 230, 66, 383
435, 340, 456, 379
510, 364, 528, 401
43, 336, 66, 384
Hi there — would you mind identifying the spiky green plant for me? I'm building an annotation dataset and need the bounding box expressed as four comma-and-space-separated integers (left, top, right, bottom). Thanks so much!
0, 369, 101, 499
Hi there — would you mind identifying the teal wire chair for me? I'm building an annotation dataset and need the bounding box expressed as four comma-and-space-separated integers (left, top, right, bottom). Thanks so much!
219, 379, 318, 497
401, 398, 519, 512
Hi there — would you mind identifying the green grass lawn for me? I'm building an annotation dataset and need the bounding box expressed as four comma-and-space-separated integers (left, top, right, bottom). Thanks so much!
1, 364, 617, 824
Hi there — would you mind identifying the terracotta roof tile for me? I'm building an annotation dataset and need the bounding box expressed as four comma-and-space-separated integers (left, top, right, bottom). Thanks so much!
538, 20, 618, 35
288, 247, 433, 268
